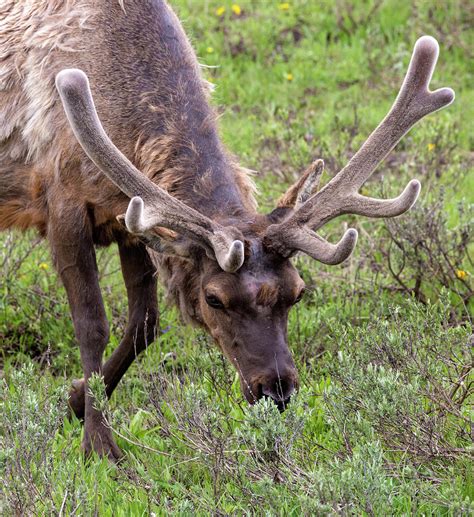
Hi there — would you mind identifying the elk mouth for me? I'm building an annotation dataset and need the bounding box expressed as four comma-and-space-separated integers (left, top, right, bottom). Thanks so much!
261, 380, 294, 413
242, 378, 294, 412
265, 395, 291, 413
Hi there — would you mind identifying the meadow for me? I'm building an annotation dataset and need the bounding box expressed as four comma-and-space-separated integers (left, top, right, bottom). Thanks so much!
1, 0, 473, 514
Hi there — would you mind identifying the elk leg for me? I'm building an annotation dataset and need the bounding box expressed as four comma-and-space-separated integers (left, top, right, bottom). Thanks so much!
69, 241, 158, 418
48, 203, 122, 461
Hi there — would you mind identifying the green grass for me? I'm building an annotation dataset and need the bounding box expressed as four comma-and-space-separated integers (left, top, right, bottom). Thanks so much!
1, 0, 473, 515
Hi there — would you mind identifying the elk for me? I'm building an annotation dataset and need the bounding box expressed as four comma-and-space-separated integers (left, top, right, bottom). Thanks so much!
0, 0, 454, 460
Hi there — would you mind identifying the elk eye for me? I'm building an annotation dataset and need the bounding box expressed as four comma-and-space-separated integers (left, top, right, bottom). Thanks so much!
294, 289, 305, 304
205, 294, 225, 309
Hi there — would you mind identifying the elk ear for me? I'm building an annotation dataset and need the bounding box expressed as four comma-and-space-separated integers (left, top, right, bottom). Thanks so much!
266, 159, 324, 224
116, 214, 192, 258
277, 159, 324, 209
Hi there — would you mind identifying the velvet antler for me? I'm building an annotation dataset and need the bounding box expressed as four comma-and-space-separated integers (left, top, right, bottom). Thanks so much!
265, 36, 454, 264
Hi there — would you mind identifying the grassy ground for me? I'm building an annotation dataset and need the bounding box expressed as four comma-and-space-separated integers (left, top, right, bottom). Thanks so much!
1, 0, 473, 515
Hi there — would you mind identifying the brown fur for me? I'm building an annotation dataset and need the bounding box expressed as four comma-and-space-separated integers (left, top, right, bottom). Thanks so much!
256, 283, 280, 307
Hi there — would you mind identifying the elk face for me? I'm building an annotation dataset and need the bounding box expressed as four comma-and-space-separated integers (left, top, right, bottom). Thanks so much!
199, 241, 304, 410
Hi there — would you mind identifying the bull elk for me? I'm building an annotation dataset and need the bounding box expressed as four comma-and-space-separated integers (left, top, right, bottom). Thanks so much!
0, 0, 454, 460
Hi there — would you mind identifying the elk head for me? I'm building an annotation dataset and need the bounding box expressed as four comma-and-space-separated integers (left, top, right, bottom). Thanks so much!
56, 36, 454, 410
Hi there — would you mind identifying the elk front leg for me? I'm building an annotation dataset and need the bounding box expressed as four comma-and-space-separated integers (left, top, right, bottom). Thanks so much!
48, 202, 122, 461
69, 241, 158, 419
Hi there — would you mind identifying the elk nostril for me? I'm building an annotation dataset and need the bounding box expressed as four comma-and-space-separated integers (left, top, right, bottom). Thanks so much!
261, 379, 295, 412
255, 382, 263, 401
275, 396, 292, 413
262, 392, 292, 412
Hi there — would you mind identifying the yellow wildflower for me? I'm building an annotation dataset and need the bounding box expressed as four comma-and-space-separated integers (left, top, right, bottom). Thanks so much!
231, 4, 242, 15
279, 2, 290, 10
216, 6, 225, 16
207, 46, 214, 53
456, 269, 468, 280
427, 143, 436, 151
39, 262, 49, 270
286, 73, 293, 81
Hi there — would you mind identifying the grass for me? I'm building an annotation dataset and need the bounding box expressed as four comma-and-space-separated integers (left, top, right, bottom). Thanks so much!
1, 0, 473, 515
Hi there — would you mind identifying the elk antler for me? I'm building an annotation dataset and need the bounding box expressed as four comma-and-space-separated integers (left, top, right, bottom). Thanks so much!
56, 69, 245, 273
265, 36, 454, 264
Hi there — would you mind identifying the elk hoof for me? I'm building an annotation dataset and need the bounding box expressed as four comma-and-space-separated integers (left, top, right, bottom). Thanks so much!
68, 378, 85, 420
82, 424, 123, 463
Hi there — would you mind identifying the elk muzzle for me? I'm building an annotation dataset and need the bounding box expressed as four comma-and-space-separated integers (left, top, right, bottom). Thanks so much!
240, 353, 298, 412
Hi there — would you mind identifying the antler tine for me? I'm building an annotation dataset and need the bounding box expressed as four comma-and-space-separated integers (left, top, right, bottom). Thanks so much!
285, 227, 358, 265
345, 179, 421, 218
125, 197, 245, 271
265, 36, 454, 264
56, 69, 244, 273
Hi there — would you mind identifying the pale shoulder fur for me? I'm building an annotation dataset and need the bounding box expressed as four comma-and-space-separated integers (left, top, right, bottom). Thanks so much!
0, 0, 257, 232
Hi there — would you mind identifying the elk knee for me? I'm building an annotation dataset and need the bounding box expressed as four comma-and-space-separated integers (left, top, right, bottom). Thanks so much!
75, 316, 110, 358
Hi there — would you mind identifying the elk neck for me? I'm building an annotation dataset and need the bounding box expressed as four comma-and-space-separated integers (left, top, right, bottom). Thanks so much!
89, 0, 256, 223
